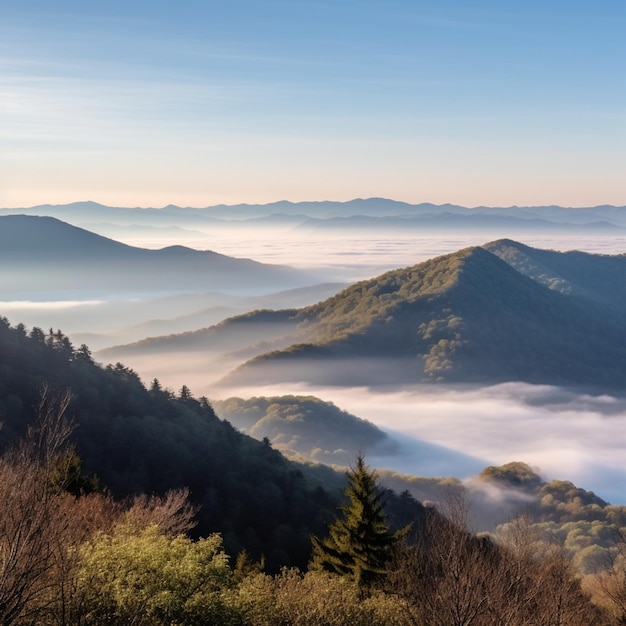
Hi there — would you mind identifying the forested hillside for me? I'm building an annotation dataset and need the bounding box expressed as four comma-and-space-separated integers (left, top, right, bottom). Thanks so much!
0, 315, 343, 570
5, 315, 626, 623
225, 245, 626, 388
104, 242, 626, 391
210, 392, 626, 579
485, 239, 626, 307
213, 395, 394, 466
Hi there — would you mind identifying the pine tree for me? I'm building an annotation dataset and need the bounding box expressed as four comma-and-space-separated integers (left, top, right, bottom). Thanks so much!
309, 453, 398, 590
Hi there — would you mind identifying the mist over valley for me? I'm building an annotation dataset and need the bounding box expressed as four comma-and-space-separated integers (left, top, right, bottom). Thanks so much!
5, 3, 626, 618
1, 204, 618, 507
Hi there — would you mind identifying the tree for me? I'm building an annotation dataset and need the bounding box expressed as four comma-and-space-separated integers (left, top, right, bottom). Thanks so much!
587, 527, 626, 623
0, 388, 75, 625
75, 344, 94, 363
309, 454, 398, 591
179, 384, 193, 400
390, 501, 605, 626
74, 525, 235, 626
390, 491, 498, 626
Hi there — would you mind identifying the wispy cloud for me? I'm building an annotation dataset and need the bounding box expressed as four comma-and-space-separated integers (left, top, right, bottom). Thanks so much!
0, 300, 105, 310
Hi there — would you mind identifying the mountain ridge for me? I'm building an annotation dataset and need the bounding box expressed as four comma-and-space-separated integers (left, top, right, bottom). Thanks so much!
4, 198, 626, 224
101, 241, 626, 391
0, 215, 318, 298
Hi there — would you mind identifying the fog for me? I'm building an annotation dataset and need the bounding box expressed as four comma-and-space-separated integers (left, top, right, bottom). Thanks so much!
78, 225, 626, 283
218, 381, 626, 507
102, 339, 626, 506
9, 229, 626, 345
6, 227, 626, 507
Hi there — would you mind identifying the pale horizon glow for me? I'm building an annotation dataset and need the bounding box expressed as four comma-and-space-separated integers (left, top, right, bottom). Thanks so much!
2, 1, 625, 209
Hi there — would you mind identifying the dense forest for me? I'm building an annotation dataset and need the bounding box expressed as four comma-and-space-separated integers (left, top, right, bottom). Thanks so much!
214, 395, 626, 578
227, 246, 626, 388
104, 243, 626, 391
4, 315, 626, 623
0, 316, 344, 571
213, 395, 393, 466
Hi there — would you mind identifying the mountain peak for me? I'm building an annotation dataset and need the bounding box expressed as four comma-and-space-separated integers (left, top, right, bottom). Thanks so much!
0, 215, 317, 299
0, 214, 130, 254
216, 240, 626, 389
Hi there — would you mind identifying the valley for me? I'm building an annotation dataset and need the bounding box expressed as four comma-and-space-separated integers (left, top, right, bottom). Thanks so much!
4, 1, 624, 619
3, 201, 626, 509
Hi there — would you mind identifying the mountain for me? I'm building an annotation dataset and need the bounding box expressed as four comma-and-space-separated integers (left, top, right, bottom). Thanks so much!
0, 316, 343, 571
0, 316, 432, 571
296, 213, 624, 234
212, 395, 395, 466
226, 245, 626, 388
0, 215, 318, 298
103, 241, 626, 391
119, 283, 348, 345
484, 239, 626, 308
4, 198, 626, 225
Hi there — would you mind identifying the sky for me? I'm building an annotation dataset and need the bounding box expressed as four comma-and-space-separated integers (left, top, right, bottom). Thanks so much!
1, 0, 625, 209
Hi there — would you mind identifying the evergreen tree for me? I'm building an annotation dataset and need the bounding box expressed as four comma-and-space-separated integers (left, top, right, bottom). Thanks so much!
179, 384, 192, 400
310, 453, 398, 590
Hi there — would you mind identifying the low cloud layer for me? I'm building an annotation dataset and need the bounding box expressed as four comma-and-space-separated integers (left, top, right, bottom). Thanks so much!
8, 231, 626, 506
208, 380, 626, 506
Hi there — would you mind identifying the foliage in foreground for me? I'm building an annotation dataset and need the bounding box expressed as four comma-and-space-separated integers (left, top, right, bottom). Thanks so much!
0, 316, 338, 570
0, 390, 624, 626
3, 318, 626, 624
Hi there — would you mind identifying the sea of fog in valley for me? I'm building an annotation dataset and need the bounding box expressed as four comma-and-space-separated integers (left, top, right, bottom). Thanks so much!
5, 228, 626, 506
80, 226, 626, 282
118, 356, 626, 507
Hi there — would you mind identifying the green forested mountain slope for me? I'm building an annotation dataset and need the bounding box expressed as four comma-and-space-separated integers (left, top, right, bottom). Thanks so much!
103, 242, 626, 390
227, 245, 626, 388
213, 395, 393, 465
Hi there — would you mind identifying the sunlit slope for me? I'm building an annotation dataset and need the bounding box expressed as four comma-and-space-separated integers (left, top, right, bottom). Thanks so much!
0, 215, 316, 296
99, 308, 302, 361
101, 249, 480, 362
213, 395, 393, 466
225, 245, 626, 387
102, 242, 626, 389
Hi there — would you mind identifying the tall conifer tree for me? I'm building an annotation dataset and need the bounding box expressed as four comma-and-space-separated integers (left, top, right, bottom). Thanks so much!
310, 453, 398, 589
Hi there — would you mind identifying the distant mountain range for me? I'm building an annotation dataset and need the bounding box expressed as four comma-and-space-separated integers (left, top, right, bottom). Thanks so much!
3, 198, 626, 230
0, 215, 318, 298
295, 213, 623, 234
102, 240, 626, 391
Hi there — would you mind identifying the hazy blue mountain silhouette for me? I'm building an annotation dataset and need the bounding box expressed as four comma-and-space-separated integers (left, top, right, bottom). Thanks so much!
0, 215, 318, 297
3, 198, 626, 225
296, 213, 623, 234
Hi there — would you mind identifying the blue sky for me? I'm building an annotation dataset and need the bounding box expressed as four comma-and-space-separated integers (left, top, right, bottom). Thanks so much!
1, 0, 625, 208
